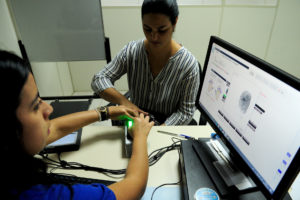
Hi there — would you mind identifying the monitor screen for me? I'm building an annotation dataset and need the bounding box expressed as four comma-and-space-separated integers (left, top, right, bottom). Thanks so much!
197, 36, 300, 199
41, 131, 82, 154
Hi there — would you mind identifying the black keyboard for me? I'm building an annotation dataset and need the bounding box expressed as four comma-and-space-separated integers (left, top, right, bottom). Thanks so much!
47, 173, 115, 186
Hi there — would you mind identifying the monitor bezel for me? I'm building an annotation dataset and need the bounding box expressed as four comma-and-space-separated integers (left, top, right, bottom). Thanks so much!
40, 129, 82, 154
196, 36, 300, 200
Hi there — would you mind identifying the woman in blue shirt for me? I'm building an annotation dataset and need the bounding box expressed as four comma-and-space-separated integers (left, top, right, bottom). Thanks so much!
0, 50, 154, 199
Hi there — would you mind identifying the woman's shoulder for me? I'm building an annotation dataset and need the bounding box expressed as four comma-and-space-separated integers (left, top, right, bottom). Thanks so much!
174, 46, 199, 67
171, 40, 197, 61
171, 44, 200, 76
125, 39, 145, 51
180, 46, 197, 60
118, 39, 145, 59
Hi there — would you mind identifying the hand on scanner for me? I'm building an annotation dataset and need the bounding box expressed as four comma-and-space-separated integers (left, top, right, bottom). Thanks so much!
125, 113, 154, 140
108, 105, 139, 120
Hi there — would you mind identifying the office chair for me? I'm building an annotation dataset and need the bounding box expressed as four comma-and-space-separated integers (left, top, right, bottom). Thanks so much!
197, 62, 207, 126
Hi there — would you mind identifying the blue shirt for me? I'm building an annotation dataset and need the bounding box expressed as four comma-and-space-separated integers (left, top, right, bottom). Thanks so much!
19, 183, 116, 200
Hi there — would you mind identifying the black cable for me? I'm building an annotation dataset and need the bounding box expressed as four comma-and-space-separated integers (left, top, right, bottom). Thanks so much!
148, 139, 181, 166
40, 137, 188, 199
41, 153, 126, 176
150, 137, 183, 200
41, 140, 181, 176
42, 138, 187, 199
151, 181, 181, 200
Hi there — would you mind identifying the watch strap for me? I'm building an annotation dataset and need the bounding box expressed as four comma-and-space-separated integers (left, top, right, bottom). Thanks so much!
96, 106, 109, 121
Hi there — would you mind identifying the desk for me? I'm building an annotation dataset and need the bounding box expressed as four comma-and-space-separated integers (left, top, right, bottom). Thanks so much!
45, 125, 297, 199
47, 125, 214, 188
45, 125, 299, 200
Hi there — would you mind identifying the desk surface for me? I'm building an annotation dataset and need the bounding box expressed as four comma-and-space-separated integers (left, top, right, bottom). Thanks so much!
47, 125, 214, 187
46, 124, 299, 199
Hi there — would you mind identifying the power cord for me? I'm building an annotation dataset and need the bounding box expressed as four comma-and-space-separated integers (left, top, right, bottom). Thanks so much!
41, 138, 182, 177
151, 181, 181, 200
148, 138, 181, 166
42, 153, 126, 177
150, 137, 183, 200
42, 137, 186, 199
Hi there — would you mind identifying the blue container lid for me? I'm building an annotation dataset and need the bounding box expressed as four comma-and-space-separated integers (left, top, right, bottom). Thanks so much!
194, 188, 220, 200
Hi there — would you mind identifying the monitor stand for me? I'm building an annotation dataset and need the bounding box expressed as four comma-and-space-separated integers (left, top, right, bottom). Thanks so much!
192, 138, 258, 197
179, 139, 292, 200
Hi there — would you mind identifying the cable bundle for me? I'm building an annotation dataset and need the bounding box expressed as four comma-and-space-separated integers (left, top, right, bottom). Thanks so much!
41, 138, 181, 177
40, 137, 184, 199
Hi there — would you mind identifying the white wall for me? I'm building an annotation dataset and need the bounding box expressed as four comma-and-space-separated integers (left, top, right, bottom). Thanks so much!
68, 7, 145, 92
266, 0, 300, 78
68, 0, 300, 93
31, 62, 73, 97
0, 0, 21, 56
1, 0, 74, 97
2, 0, 300, 93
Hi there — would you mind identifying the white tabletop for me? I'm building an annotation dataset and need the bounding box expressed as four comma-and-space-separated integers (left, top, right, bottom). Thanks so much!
45, 124, 299, 199
46, 125, 214, 186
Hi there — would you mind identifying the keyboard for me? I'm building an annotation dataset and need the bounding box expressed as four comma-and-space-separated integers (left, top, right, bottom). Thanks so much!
47, 173, 115, 186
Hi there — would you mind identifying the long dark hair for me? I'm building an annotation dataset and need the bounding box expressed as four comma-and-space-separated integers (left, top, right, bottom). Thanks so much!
142, 0, 179, 25
0, 50, 49, 198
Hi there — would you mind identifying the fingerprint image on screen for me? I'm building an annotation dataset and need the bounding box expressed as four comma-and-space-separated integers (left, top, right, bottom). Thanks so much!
239, 91, 251, 114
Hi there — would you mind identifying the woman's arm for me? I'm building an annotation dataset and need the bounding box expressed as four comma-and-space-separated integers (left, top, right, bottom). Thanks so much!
108, 113, 154, 200
91, 44, 127, 100
100, 88, 147, 114
46, 105, 138, 145
46, 110, 98, 145
91, 41, 148, 115
100, 88, 132, 106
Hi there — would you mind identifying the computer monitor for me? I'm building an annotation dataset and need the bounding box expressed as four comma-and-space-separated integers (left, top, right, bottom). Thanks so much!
196, 36, 300, 199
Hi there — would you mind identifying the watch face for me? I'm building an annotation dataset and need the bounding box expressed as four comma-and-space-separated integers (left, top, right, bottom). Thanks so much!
99, 106, 108, 121
100, 106, 106, 112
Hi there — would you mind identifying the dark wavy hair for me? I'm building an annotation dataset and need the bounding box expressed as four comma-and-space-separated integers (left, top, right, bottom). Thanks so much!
142, 0, 179, 25
0, 50, 50, 198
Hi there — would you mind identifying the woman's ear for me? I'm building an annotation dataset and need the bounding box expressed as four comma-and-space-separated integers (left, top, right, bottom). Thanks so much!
173, 17, 178, 32
175, 17, 178, 25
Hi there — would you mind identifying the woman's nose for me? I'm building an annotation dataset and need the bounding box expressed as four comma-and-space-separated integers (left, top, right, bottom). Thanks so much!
43, 101, 53, 120
151, 32, 158, 41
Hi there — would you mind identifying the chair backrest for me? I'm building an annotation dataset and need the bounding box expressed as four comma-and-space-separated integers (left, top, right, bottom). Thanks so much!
197, 62, 207, 125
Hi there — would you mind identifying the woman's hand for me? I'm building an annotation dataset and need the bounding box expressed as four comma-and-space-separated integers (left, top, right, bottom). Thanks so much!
108, 105, 139, 120
122, 101, 148, 116
132, 113, 154, 139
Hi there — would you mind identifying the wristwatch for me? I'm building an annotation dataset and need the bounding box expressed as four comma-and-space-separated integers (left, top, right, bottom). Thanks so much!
96, 106, 109, 121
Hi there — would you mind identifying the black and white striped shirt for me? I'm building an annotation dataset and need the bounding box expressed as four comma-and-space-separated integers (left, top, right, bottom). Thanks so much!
91, 39, 200, 125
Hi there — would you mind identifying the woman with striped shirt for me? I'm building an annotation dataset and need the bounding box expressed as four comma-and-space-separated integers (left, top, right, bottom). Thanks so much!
92, 0, 200, 125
